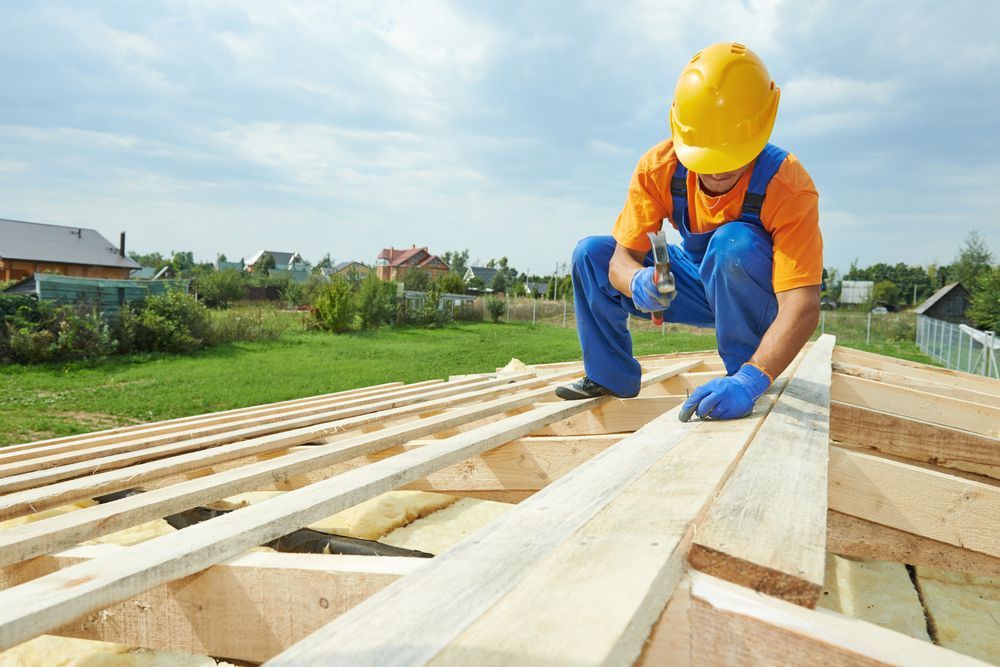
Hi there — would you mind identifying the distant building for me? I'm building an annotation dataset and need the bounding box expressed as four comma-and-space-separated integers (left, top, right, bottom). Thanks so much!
215, 256, 245, 272
330, 261, 371, 283
525, 281, 551, 298
0, 218, 139, 282
3, 273, 189, 317
245, 250, 309, 283
462, 266, 498, 286
914, 282, 971, 323
375, 246, 449, 282
839, 280, 874, 305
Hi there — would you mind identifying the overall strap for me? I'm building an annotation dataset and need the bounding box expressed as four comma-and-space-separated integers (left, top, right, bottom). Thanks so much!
670, 162, 689, 229
740, 143, 789, 225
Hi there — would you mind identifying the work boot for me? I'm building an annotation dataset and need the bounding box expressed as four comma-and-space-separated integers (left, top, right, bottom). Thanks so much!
555, 376, 613, 400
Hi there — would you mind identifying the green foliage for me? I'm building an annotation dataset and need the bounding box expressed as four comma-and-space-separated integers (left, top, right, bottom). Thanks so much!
195, 269, 247, 308
2, 299, 116, 363
402, 269, 432, 292
357, 273, 396, 329
511, 282, 527, 298
952, 230, 993, 291
434, 272, 466, 295
440, 249, 470, 276
420, 284, 446, 327
467, 276, 485, 291
489, 271, 508, 295
314, 253, 335, 271
872, 280, 901, 306
129, 290, 212, 353
844, 261, 933, 305
170, 251, 196, 276
253, 252, 277, 276
279, 280, 308, 308
206, 307, 292, 345
967, 266, 1000, 331
128, 251, 168, 269
485, 296, 506, 323
313, 276, 357, 333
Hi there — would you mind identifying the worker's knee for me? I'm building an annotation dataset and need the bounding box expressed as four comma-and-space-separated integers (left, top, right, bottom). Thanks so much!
572, 235, 616, 272
702, 223, 772, 281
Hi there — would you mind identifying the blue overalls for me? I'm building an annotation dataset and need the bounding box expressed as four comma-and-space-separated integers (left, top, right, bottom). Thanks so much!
571, 143, 789, 397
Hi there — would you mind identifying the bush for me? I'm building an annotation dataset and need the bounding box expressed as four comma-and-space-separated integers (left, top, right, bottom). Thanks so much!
55, 305, 117, 359
280, 280, 308, 309
2, 298, 115, 363
357, 273, 396, 330
128, 290, 212, 353
313, 276, 357, 333
435, 272, 466, 295
207, 308, 291, 345
485, 296, 506, 323
195, 270, 247, 308
968, 266, 1000, 331
420, 284, 446, 327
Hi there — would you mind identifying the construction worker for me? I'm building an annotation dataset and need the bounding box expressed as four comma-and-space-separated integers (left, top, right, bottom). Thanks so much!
557, 43, 822, 421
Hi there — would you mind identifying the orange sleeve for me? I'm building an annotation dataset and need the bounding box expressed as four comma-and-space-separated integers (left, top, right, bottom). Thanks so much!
611, 144, 676, 252
761, 156, 823, 292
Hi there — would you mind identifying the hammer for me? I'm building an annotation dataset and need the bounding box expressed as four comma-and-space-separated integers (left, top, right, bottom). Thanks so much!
646, 230, 675, 325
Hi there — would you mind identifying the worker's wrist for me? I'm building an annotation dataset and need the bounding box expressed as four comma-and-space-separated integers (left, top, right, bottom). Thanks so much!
735, 363, 772, 400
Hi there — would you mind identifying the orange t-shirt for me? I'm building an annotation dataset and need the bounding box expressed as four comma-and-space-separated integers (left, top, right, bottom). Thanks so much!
611, 139, 823, 293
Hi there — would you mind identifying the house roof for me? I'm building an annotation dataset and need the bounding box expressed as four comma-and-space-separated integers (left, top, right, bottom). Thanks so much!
914, 282, 969, 315
246, 250, 302, 268
333, 261, 368, 273
465, 266, 498, 283
0, 218, 140, 270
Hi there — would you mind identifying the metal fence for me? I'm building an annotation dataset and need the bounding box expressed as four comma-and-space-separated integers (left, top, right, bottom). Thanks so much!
916, 315, 999, 379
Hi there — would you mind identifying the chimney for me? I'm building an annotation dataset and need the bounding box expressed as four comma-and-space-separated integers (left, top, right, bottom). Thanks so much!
119, 232, 126, 257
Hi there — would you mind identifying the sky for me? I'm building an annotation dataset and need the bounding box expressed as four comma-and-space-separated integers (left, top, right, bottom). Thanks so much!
1, 0, 998, 276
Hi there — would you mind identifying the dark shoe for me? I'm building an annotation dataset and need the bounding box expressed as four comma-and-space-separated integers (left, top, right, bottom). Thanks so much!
555, 376, 612, 400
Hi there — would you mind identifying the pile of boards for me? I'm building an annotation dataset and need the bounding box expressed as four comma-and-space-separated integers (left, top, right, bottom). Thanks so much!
0, 334, 997, 666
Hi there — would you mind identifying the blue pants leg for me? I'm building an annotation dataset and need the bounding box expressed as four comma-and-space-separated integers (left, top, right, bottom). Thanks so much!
698, 222, 778, 375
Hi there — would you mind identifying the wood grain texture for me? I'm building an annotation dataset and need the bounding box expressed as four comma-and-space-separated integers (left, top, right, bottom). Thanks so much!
267, 380, 787, 666
833, 346, 1000, 394
831, 361, 1000, 408
635, 575, 691, 667
830, 401, 1000, 480
688, 572, 988, 666
531, 396, 684, 435
831, 373, 999, 438
688, 334, 833, 608
0, 364, 690, 651
826, 510, 1000, 578
2, 545, 417, 664
828, 446, 1000, 558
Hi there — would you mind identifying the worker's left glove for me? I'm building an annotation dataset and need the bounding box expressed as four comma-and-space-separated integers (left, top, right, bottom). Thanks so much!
678, 363, 772, 422
630, 267, 675, 313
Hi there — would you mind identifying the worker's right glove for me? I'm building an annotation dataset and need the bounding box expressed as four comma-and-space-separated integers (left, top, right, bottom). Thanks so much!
630, 267, 675, 313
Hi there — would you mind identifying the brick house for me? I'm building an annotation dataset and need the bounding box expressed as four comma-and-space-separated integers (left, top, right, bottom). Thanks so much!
375, 246, 449, 281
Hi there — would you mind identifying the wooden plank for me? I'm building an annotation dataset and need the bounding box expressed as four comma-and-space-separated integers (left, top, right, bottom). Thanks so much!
826, 510, 1000, 578
0, 369, 575, 522
688, 334, 833, 607
531, 396, 683, 435
688, 571, 987, 666
268, 380, 788, 666
0, 370, 602, 567
0, 364, 691, 650
636, 575, 691, 667
1, 545, 416, 664
659, 370, 726, 394
0, 376, 499, 486
831, 372, 999, 438
834, 346, 1000, 394
830, 401, 1000, 480
828, 446, 1000, 558
832, 361, 1000, 408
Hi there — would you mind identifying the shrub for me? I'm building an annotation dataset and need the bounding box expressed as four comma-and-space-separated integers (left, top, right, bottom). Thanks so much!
207, 308, 291, 345
195, 270, 247, 308
55, 305, 116, 359
8, 328, 57, 363
421, 284, 446, 327
130, 290, 212, 353
485, 296, 506, 323
313, 276, 357, 333
435, 272, 466, 295
357, 273, 396, 330
280, 280, 308, 309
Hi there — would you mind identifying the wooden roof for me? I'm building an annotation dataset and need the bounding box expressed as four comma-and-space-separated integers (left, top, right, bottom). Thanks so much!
0, 339, 996, 665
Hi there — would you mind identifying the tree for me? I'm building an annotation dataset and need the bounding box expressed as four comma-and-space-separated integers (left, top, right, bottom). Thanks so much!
195, 270, 246, 308
967, 266, 1000, 331
128, 251, 168, 269
435, 272, 466, 294
357, 272, 396, 329
440, 249, 470, 276
253, 252, 276, 276
490, 270, 508, 295
872, 280, 900, 306
313, 276, 356, 333
403, 269, 432, 292
952, 230, 993, 291
170, 251, 196, 276
314, 254, 334, 273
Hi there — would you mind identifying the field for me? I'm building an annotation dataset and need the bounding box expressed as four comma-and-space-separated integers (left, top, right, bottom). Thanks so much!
0, 318, 934, 447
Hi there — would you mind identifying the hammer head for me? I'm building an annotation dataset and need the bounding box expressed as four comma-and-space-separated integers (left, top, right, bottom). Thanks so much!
646, 230, 675, 295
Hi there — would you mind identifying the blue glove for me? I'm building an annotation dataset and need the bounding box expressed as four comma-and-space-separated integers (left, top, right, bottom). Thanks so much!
630, 267, 675, 313
678, 363, 772, 422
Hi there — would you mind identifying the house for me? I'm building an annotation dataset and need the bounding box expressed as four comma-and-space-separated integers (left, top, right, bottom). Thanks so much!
525, 281, 551, 298
375, 246, 449, 282
245, 250, 306, 272
330, 261, 371, 283
215, 257, 245, 272
839, 280, 874, 305
462, 266, 498, 286
914, 282, 972, 323
0, 218, 140, 282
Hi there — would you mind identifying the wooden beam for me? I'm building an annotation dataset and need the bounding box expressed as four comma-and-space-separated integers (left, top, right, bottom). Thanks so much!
0, 375, 516, 489
531, 396, 683, 435
831, 372, 999, 438
266, 380, 789, 666
1, 545, 415, 664
826, 510, 1000, 578
830, 401, 1000, 480
688, 334, 833, 607
0, 369, 580, 522
659, 370, 726, 394
828, 446, 1000, 558
0, 364, 691, 650
688, 572, 987, 666
834, 346, 1000, 394
832, 361, 1000, 408
636, 575, 691, 667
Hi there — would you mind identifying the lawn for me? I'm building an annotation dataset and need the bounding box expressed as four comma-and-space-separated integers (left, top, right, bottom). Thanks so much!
0, 322, 717, 446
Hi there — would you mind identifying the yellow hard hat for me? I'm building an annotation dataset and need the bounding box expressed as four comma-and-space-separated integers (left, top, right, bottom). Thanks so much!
669, 42, 780, 174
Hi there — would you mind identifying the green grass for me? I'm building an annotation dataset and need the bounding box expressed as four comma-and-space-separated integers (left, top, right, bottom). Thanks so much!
0, 322, 716, 446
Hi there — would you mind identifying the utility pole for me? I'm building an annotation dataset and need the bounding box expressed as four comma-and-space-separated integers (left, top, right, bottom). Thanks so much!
553, 262, 559, 301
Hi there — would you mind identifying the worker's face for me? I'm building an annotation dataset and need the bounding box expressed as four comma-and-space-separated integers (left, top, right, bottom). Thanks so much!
698, 164, 752, 195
